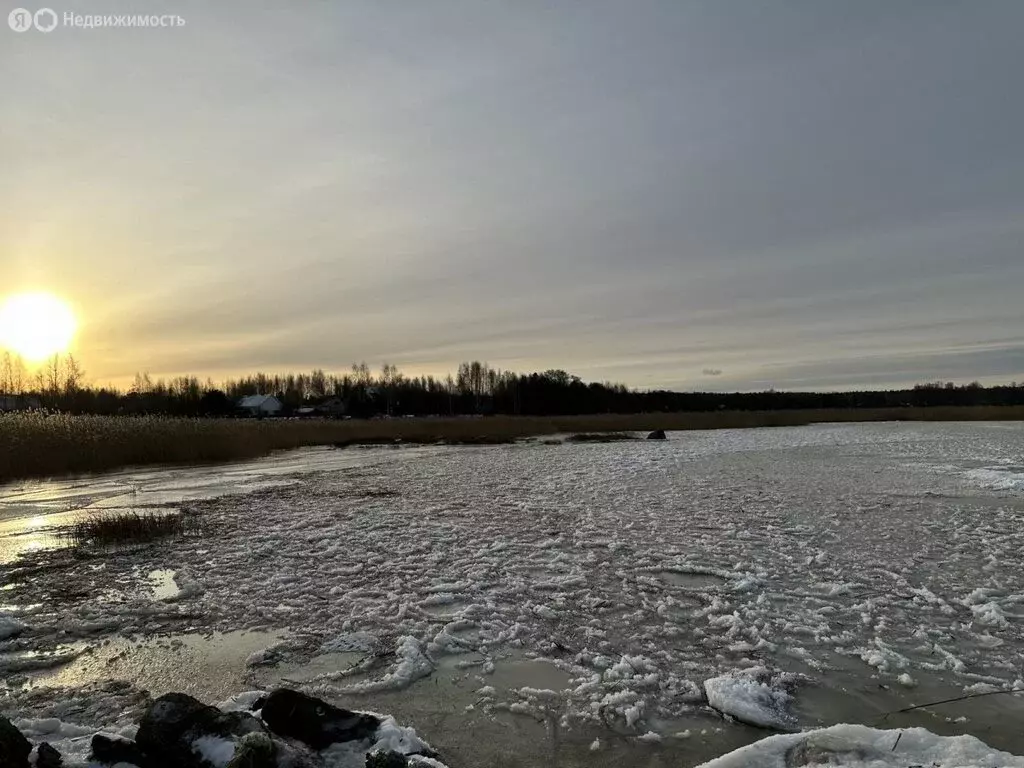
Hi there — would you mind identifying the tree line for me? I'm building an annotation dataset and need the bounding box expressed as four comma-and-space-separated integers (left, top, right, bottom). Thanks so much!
1, 351, 1023, 417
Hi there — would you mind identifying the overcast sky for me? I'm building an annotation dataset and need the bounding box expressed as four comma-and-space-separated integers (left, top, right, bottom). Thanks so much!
2, 0, 1022, 391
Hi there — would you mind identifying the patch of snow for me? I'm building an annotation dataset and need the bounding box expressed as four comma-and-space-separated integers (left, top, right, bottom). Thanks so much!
964, 467, 1024, 491
318, 713, 437, 768
971, 600, 1010, 628
897, 673, 916, 688
855, 639, 909, 673
696, 724, 1024, 767
368, 715, 435, 756
192, 734, 236, 767
703, 671, 796, 731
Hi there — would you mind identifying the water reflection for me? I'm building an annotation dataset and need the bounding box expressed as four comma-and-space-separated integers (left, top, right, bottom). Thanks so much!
30, 630, 284, 703
148, 569, 181, 600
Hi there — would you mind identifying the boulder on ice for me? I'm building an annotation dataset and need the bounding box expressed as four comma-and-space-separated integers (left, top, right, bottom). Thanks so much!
260, 688, 380, 750
36, 742, 64, 768
134, 692, 268, 767
91, 734, 149, 767
0, 714, 32, 768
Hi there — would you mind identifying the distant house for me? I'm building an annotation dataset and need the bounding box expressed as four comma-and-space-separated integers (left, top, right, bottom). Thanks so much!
315, 397, 347, 418
237, 394, 283, 417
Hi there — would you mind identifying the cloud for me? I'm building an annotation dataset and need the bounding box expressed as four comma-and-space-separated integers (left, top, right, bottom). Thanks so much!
2, 2, 1023, 391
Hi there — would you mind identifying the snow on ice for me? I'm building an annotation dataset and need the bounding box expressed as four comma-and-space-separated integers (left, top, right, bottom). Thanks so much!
698, 724, 1024, 767
703, 668, 796, 730
2, 421, 1024, 765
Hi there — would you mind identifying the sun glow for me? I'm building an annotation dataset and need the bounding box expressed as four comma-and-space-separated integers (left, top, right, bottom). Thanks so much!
0, 292, 78, 362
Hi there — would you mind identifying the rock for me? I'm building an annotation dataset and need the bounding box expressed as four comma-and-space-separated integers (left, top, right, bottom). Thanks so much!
366, 751, 409, 767
646, 429, 667, 440
36, 742, 63, 768
225, 732, 276, 768
0, 715, 32, 768
136, 692, 267, 767
90, 734, 150, 767
261, 688, 381, 750
136, 692, 216, 756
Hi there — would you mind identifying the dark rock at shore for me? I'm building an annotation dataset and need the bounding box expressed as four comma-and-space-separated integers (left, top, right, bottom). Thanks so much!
91, 734, 151, 767
136, 692, 212, 757
0, 714, 32, 768
36, 742, 63, 768
261, 689, 381, 750
646, 429, 667, 440
136, 692, 268, 767
21, 689, 437, 768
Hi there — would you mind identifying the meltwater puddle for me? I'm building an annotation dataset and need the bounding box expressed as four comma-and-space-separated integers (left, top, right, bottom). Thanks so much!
148, 568, 181, 600
25, 630, 285, 703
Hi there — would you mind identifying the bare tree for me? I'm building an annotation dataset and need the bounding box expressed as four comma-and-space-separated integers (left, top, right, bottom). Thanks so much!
130, 372, 154, 394
0, 352, 12, 394
64, 354, 85, 396
10, 354, 25, 395
309, 369, 327, 399
44, 354, 63, 398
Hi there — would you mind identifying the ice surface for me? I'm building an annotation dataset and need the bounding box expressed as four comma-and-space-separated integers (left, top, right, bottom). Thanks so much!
2, 422, 1024, 765
0, 445, 441, 562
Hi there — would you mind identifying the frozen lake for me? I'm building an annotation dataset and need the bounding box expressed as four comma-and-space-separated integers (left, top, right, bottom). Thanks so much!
2, 421, 1024, 766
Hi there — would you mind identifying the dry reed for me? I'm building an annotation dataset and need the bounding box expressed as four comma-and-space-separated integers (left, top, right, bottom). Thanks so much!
2, 406, 1022, 484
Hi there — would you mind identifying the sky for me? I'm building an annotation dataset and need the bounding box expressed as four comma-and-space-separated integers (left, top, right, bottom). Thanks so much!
2, 0, 1022, 392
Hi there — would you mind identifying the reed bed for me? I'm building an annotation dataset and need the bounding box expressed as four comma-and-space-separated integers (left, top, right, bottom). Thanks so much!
1, 406, 1022, 483
62, 509, 203, 547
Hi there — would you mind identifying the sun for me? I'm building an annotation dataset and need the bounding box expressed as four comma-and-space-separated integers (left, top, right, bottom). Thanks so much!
0, 292, 78, 362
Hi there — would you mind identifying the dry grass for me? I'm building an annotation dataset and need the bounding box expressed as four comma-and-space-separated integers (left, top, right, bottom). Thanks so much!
63, 509, 203, 547
1, 406, 1023, 483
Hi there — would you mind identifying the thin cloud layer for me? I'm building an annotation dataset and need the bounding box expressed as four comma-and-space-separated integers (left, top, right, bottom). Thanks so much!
2, 1, 1022, 390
